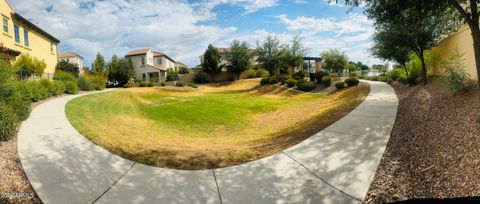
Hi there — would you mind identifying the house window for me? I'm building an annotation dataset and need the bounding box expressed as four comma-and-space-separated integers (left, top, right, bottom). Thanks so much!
141, 56, 145, 66
2, 17, 8, 33
14, 24, 20, 43
142, 73, 146, 81
50, 43, 54, 52
156, 58, 162, 65
23, 29, 29, 47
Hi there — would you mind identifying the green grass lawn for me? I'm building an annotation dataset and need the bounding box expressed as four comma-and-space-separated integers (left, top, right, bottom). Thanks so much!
66, 79, 370, 169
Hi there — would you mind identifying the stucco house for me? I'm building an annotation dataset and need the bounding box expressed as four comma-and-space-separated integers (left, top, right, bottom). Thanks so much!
0, 0, 60, 79
125, 48, 176, 82
58, 51, 85, 75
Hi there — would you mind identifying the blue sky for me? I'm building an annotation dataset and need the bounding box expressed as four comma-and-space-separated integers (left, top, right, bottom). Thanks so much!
9, 0, 380, 67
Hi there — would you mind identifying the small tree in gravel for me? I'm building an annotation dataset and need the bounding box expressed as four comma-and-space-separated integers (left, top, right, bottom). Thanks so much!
443, 50, 472, 92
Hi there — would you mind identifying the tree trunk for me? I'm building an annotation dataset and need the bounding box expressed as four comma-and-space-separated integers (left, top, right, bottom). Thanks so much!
419, 52, 427, 85
403, 65, 409, 76
470, 25, 480, 86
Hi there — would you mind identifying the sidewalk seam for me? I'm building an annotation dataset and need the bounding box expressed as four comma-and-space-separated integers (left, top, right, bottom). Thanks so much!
281, 151, 362, 202
212, 169, 223, 204
91, 162, 136, 204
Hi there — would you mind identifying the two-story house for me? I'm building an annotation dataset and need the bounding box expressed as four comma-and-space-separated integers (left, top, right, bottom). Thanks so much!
125, 48, 176, 82
0, 0, 60, 79
58, 51, 85, 75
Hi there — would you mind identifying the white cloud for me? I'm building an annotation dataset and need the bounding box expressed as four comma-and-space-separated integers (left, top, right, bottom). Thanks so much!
276, 13, 373, 34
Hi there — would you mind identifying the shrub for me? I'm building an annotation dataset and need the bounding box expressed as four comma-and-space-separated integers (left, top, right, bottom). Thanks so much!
260, 77, 270, 85
380, 76, 393, 84
147, 81, 154, 87
398, 75, 417, 86
268, 77, 278, 84
187, 82, 198, 88
293, 70, 307, 80
77, 76, 95, 91
321, 76, 332, 86
64, 81, 79, 94
329, 72, 340, 77
139, 81, 147, 87
193, 73, 209, 84
51, 81, 66, 96
314, 71, 329, 83
0, 102, 18, 141
387, 68, 403, 81
53, 71, 77, 82
335, 81, 345, 89
6, 92, 31, 121
246, 69, 256, 78
255, 69, 270, 78
296, 79, 315, 92
90, 75, 107, 90
160, 81, 167, 86
166, 69, 179, 82
30, 81, 48, 101
285, 79, 297, 88
279, 76, 291, 85
176, 81, 186, 87
358, 76, 366, 79
370, 76, 380, 81
123, 83, 133, 88
345, 77, 360, 86
443, 50, 471, 92
178, 67, 189, 74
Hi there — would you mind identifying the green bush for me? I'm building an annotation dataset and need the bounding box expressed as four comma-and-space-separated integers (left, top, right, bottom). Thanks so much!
285, 79, 297, 87
335, 81, 345, 89
321, 76, 332, 86
387, 68, 403, 81
370, 76, 380, 81
255, 69, 270, 78
123, 83, 133, 88
51, 81, 65, 96
6, 92, 31, 121
193, 73, 209, 84
442, 51, 471, 92
246, 69, 256, 78
398, 75, 416, 86
77, 76, 95, 91
380, 76, 393, 84
296, 79, 315, 92
329, 72, 340, 77
187, 82, 198, 88
53, 71, 77, 82
293, 70, 307, 80
64, 81, 79, 94
139, 81, 147, 87
90, 75, 107, 90
160, 81, 167, 86
0, 102, 18, 141
268, 77, 278, 84
147, 81, 154, 87
358, 76, 366, 79
279, 76, 291, 85
345, 77, 360, 86
166, 69, 179, 82
260, 77, 270, 85
314, 71, 329, 83
176, 81, 186, 87
178, 67, 189, 74
30, 81, 49, 101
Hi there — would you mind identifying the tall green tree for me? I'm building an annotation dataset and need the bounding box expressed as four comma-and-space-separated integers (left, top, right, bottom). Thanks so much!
108, 56, 134, 86
371, 29, 410, 76
56, 60, 80, 77
282, 35, 308, 75
226, 40, 252, 80
255, 35, 284, 77
202, 44, 222, 82
91, 52, 106, 74
321, 49, 348, 74
15, 53, 46, 79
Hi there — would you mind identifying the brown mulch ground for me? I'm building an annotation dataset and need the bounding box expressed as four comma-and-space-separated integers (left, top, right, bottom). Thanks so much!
365, 78, 480, 203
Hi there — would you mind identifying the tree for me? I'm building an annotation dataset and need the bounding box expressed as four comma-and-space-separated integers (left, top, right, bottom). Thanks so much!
226, 40, 252, 80
91, 52, 106, 75
255, 35, 284, 77
282, 35, 307, 75
371, 29, 410, 76
56, 60, 80, 77
15, 53, 46, 79
202, 44, 222, 82
345, 63, 358, 73
107, 55, 134, 86
356, 62, 369, 70
321, 49, 348, 74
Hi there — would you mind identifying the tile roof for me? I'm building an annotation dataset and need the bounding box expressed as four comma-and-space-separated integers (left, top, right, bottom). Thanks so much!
125, 48, 150, 56
58, 51, 83, 59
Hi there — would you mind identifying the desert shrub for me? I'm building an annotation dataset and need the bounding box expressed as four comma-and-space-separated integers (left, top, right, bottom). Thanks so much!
0, 102, 18, 141
285, 79, 297, 87
345, 77, 360, 86
443, 51, 471, 92
178, 67, 189, 74
30, 81, 49, 101
4, 90, 31, 121
293, 70, 307, 80
335, 81, 345, 89
77, 76, 95, 91
51, 81, 66, 96
160, 81, 167, 86
329, 72, 340, 77
321, 76, 332, 86
90, 75, 107, 90
53, 71, 77, 82
193, 73, 209, 84
187, 82, 198, 88
268, 77, 278, 84
64, 81, 79, 94
296, 79, 315, 92
139, 81, 147, 87
314, 71, 329, 83
255, 69, 270, 78
176, 81, 186, 87
260, 77, 269, 85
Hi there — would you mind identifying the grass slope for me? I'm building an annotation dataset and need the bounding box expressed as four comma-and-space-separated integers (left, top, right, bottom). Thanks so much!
66, 79, 370, 169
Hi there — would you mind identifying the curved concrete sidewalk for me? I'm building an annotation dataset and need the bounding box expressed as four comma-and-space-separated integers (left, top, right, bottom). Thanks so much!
18, 80, 398, 204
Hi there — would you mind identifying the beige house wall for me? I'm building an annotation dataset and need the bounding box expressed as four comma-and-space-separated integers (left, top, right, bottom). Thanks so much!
431, 26, 478, 80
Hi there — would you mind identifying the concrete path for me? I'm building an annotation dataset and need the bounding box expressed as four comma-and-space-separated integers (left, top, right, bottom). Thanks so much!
18, 80, 398, 204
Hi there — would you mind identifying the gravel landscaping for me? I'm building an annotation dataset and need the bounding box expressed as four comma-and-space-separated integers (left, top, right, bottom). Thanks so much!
365, 78, 480, 203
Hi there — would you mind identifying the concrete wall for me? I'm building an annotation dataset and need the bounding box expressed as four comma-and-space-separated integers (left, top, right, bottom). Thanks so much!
431, 26, 478, 80
1, 0, 58, 79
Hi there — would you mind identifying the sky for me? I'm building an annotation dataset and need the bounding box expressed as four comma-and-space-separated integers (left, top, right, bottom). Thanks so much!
9, 0, 381, 67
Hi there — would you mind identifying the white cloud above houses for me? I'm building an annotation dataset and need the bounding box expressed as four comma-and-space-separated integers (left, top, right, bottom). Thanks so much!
9, 0, 380, 67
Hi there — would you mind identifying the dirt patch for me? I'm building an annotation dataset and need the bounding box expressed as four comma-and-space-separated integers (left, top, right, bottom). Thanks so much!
365, 78, 480, 203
